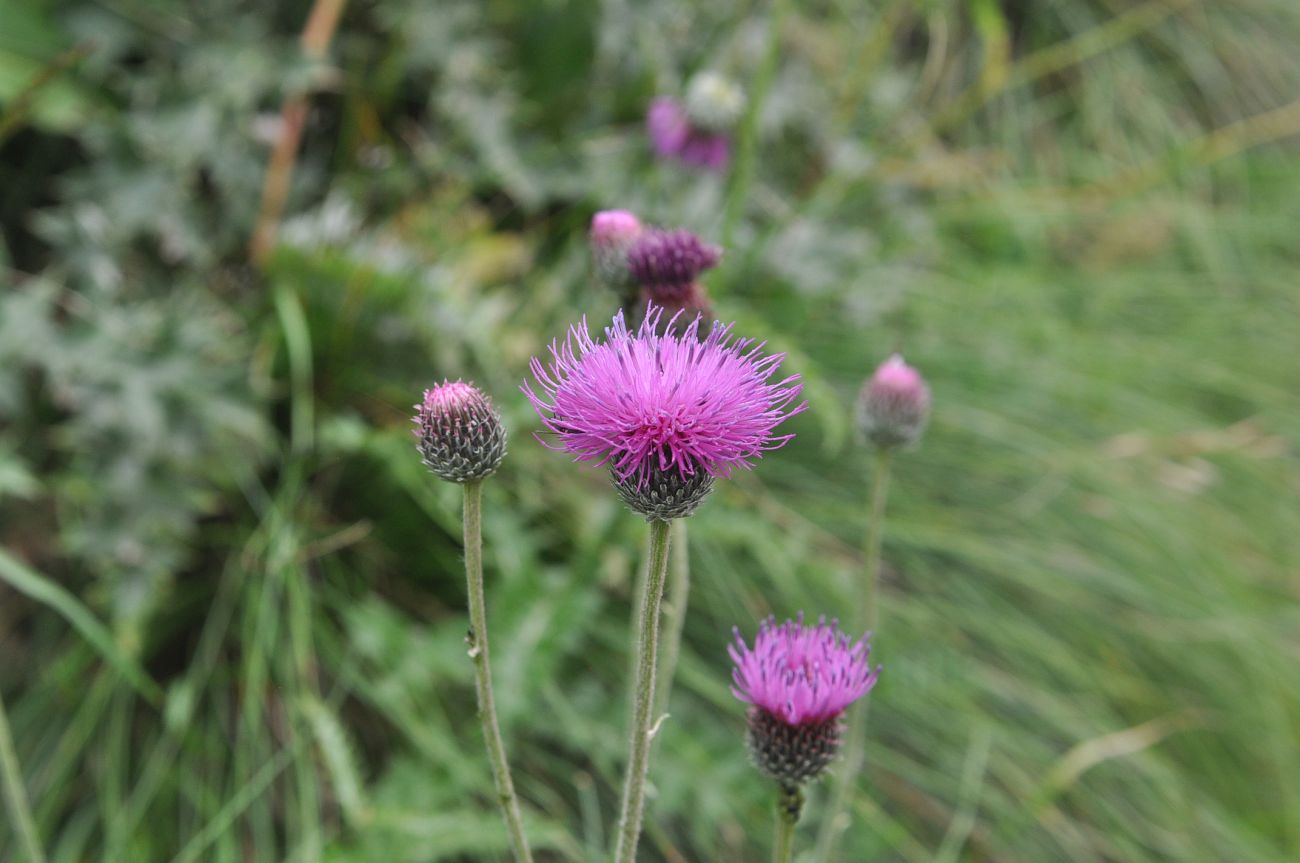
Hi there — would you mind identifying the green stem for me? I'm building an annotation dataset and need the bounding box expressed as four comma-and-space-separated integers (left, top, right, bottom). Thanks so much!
0, 689, 46, 863
773, 783, 804, 863
811, 447, 894, 862
612, 518, 673, 863
654, 519, 691, 716
720, 0, 786, 254
462, 481, 533, 863
862, 447, 893, 637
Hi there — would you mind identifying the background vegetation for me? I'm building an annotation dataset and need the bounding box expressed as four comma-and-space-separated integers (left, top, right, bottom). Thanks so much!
2, 0, 1298, 860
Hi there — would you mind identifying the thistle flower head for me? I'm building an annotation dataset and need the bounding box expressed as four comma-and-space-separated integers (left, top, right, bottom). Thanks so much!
858, 354, 931, 449
590, 209, 644, 291
413, 380, 508, 483
523, 308, 805, 492
626, 229, 721, 300
730, 615, 879, 786
647, 97, 731, 171
730, 614, 877, 725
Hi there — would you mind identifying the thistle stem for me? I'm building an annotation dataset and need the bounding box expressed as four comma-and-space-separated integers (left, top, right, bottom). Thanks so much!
861, 447, 893, 636
812, 447, 893, 862
0, 688, 46, 863
773, 783, 804, 863
613, 518, 673, 863
721, 0, 787, 253
654, 519, 691, 716
462, 480, 533, 863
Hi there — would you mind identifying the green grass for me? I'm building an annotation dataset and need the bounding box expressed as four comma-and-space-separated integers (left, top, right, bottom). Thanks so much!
1, 0, 1299, 860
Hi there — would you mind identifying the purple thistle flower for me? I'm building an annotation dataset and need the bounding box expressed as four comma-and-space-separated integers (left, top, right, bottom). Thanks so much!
646, 97, 731, 171
730, 614, 878, 726
523, 308, 806, 487
626, 229, 722, 301
730, 615, 879, 786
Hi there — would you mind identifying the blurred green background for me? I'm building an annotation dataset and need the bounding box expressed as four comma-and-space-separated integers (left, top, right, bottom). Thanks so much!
2, 0, 1298, 860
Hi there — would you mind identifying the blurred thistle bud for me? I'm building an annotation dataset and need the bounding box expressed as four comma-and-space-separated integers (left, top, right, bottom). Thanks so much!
612, 463, 715, 521
590, 209, 644, 292
730, 615, 878, 788
857, 354, 930, 449
685, 70, 745, 133
627, 228, 721, 300
413, 380, 508, 483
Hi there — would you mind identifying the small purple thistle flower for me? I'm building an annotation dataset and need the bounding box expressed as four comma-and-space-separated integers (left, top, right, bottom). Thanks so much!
730, 614, 877, 726
647, 97, 731, 171
523, 307, 806, 497
730, 615, 879, 786
626, 229, 722, 301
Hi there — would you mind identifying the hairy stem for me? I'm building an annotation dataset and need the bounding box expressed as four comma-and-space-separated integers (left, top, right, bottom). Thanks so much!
654, 519, 691, 716
0, 689, 46, 863
773, 783, 804, 863
613, 518, 673, 863
861, 447, 893, 636
463, 481, 533, 863
812, 447, 894, 862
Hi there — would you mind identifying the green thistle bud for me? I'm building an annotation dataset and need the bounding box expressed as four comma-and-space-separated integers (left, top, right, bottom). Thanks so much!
414, 380, 508, 483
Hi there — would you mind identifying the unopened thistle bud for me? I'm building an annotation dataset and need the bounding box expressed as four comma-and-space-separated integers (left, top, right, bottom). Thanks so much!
685, 71, 745, 133
729, 615, 878, 788
413, 380, 508, 483
626, 229, 721, 301
857, 354, 930, 449
590, 209, 644, 293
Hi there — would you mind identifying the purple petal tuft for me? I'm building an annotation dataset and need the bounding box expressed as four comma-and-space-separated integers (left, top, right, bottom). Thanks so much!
523, 307, 806, 485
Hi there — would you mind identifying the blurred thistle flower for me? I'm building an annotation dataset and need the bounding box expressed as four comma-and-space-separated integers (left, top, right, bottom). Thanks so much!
413, 380, 508, 483
857, 354, 930, 449
685, 70, 746, 133
523, 307, 805, 519
626, 228, 722, 301
590, 209, 644, 293
730, 615, 878, 787
647, 97, 732, 171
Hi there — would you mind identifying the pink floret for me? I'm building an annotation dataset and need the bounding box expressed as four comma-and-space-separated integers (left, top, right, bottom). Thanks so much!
729, 615, 879, 726
869, 354, 928, 405
590, 210, 643, 246
418, 380, 485, 416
